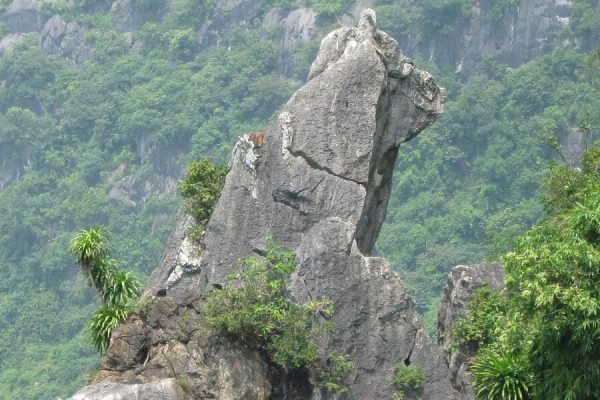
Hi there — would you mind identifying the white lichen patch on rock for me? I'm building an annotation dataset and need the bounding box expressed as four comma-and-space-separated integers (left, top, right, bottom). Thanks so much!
231, 134, 260, 199
167, 236, 202, 288
278, 111, 294, 161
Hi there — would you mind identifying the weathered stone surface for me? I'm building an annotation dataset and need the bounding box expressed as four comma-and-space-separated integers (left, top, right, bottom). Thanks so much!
0, 0, 48, 34
111, 0, 168, 32
69, 379, 186, 400
73, 10, 464, 399
262, 7, 317, 75
437, 263, 505, 398
40, 15, 94, 65
72, 295, 277, 400
397, 0, 600, 76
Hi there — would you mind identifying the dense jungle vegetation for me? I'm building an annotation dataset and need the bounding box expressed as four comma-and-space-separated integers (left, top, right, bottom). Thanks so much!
0, 0, 598, 398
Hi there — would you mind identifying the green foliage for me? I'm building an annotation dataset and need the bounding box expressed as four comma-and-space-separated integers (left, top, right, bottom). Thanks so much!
319, 354, 354, 396
203, 240, 334, 370
501, 151, 600, 399
374, 0, 470, 43
0, 0, 10, 13
452, 286, 507, 348
377, 48, 600, 334
309, 0, 350, 22
0, 0, 293, 393
87, 305, 131, 353
69, 227, 140, 352
466, 147, 600, 400
391, 364, 426, 400
69, 226, 112, 268
204, 240, 351, 392
572, 0, 600, 48
179, 160, 228, 238
470, 349, 533, 400
420, 0, 471, 38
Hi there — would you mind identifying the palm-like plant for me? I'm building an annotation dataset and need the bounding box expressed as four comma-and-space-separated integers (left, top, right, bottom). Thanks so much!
470, 348, 532, 400
88, 305, 131, 353
69, 226, 112, 299
69, 226, 139, 352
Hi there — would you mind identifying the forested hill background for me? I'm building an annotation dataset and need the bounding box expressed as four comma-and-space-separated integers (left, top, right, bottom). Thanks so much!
0, 0, 599, 397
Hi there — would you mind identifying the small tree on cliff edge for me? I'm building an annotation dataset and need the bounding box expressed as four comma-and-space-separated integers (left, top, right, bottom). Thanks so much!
69, 226, 139, 352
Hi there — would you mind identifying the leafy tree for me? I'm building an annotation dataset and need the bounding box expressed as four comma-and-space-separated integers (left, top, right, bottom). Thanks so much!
463, 147, 600, 400
451, 285, 507, 349
502, 150, 600, 399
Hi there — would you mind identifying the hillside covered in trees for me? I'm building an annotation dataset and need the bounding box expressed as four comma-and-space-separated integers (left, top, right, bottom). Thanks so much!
0, 0, 599, 398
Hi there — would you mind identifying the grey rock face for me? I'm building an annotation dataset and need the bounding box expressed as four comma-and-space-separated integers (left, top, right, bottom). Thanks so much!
110, 0, 168, 32
68, 296, 275, 400
398, 0, 600, 76
74, 10, 464, 399
437, 263, 505, 398
262, 7, 318, 75
0, 0, 48, 34
70, 380, 186, 400
40, 15, 94, 65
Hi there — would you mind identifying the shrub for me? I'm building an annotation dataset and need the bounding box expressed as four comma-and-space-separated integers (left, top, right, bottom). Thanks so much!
391, 364, 426, 400
451, 285, 507, 349
203, 239, 351, 392
320, 354, 354, 397
179, 160, 227, 240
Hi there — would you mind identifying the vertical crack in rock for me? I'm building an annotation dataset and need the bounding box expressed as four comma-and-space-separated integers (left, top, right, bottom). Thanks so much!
70, 9, 466, 400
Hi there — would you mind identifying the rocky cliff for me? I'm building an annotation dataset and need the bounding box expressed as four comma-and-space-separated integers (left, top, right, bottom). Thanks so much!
2, 0, 596, 75
437, 263, 505, 398
394, 0, 600, 77
69, 9, 469, 400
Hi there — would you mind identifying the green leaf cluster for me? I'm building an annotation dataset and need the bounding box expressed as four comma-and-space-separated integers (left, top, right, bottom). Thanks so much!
460, 147, 600, 400
470, 349, 532, 400
69, 227, 140, 353
203, 240, 351, 392
319, 354, 355, 397
391, 364, 426, 400
179, 159, 227, 239
451, 285, 507, 349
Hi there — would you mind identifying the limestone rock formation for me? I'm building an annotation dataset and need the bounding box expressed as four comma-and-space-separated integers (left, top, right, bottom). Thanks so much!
110, 0, 168, 32
261, 7, 318, 75
437, 263, 505, 398
0, 0, 48, 34
70, 10, 466, 399
40, 15, 95, 65
396, 0, 600, 76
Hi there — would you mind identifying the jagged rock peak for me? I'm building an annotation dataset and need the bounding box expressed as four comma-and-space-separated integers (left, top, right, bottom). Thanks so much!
153, 9, 447, 299
70, 11, 461, 400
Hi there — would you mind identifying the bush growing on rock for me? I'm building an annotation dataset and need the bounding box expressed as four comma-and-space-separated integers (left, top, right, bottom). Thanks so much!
179, 159, 227, 241
203, 239, 353, 393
